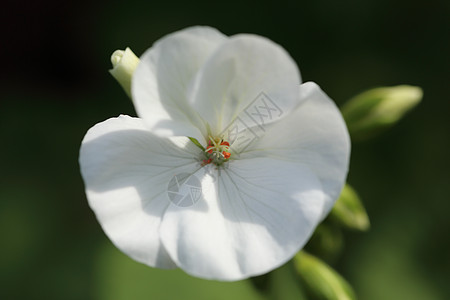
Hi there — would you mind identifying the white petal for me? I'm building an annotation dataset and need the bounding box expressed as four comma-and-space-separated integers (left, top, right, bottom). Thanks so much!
159, 158, 325, 281
79, 115, 203, 269
132, 26, 227, 141
241, 82, 351, 220
189, 34, 302, 135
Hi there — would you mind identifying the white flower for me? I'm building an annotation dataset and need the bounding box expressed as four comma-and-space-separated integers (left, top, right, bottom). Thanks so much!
79, 26, 350, 281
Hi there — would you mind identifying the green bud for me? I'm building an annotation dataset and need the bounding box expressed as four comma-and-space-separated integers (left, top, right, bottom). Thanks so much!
341, 85, 423, 139
109, 48, 140, 97
294, 251, 356, 300
330, 184, 370, 231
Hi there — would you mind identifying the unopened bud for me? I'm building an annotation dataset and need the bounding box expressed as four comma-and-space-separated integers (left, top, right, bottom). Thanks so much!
330, 184, 370, 231
294, 251, 356, 300
341, 85, 423, 139
109, 48, 140, 97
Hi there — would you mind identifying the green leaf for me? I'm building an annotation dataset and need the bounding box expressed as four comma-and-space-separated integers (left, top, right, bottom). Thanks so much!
341, 85, 422, 140
294, 251, 356, 300
188, 137, 205, 151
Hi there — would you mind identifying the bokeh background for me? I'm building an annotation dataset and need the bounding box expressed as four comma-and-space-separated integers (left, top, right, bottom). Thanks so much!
1, 0, 449, 299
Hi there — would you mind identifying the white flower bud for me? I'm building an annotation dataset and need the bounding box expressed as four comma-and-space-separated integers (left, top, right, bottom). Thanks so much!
109, 48, 139, 97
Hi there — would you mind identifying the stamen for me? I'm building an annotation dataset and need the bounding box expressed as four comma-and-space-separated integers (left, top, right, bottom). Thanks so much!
202, 136, 231, 166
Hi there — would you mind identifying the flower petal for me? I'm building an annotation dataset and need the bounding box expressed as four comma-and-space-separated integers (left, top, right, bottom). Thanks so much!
189, 34, 302, 135
241, 82, 351, 220
159, 158, 325, 281
132, 26, 227, 141
79, 115, 202, 269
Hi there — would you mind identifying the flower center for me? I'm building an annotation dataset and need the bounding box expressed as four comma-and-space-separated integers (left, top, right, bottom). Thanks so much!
202, 137, 231, 166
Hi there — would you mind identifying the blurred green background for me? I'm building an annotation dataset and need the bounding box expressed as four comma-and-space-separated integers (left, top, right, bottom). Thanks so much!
1, 0, 449, 299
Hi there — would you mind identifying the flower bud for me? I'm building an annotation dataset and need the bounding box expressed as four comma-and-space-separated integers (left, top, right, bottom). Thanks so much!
109, 48, 140, 97
294, 251, 356, 300
341, 85, 423, 139
330, 184, 370, 231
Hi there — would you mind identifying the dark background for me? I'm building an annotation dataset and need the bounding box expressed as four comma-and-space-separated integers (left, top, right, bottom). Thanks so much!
1, 0, 449, 299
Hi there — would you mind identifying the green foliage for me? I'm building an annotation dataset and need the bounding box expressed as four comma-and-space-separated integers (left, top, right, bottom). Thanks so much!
95, 244, 266, 300
305, 223, 344, 262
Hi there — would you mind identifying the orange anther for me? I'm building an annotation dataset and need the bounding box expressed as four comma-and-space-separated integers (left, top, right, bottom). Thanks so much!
222, 151, 231, 159
202, 158, 212, 165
